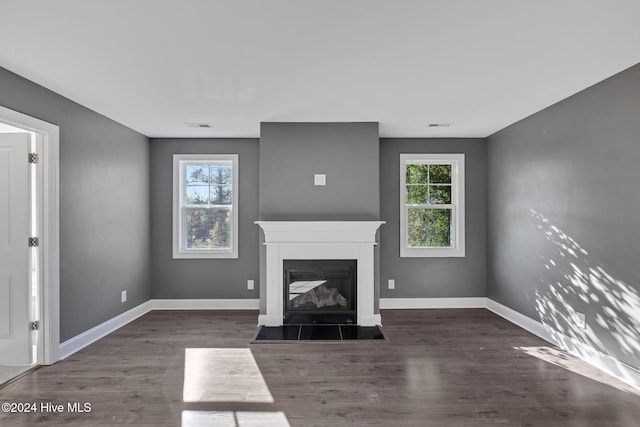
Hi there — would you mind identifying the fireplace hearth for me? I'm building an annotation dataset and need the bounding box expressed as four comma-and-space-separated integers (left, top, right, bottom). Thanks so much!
284, 260, 356, 324
254, 324, 385, 341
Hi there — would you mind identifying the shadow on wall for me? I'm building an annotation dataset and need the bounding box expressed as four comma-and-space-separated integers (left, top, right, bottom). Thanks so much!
529, 209, 640, 375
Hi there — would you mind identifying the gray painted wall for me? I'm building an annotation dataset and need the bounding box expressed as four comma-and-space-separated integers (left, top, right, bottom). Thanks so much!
260, 122, 380, 221
149, 138, 260, 299
487, 63, 640, 369
379, 139, 487, 298
0, 67, 150, 342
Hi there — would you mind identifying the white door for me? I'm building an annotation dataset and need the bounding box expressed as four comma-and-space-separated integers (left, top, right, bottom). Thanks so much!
0, 133, 31, 366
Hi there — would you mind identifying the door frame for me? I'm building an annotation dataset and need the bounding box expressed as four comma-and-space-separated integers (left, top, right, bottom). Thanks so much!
0, 105, 60, 365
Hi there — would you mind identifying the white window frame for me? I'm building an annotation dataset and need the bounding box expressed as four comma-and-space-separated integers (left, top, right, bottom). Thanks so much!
400, 153, 465, 258
173, 154, 239, 259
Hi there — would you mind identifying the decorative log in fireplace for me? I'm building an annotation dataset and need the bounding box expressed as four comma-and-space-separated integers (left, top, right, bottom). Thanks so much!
290, 283, 348, 308
283, 260, 356, 324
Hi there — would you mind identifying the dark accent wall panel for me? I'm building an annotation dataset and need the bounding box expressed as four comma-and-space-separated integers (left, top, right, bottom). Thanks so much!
379, 138, 486, 298
259, 122, 380, 221
487, 63, 640, 369
0, 67, 150, 342
149, 138, 260, 299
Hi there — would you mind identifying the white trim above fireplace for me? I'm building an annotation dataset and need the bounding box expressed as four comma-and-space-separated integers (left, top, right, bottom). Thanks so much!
256, 221, 385, 327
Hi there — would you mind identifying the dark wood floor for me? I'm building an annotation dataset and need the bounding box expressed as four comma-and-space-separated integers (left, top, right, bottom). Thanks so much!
1, 309, 639, 426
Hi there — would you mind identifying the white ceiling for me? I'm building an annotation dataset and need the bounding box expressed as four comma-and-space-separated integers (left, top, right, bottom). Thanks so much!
1, 0, 639, 138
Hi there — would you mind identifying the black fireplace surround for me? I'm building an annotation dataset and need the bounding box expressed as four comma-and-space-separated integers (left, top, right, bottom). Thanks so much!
283, 259, 357, 324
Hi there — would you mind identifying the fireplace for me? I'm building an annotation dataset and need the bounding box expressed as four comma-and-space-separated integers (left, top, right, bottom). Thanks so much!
256, 221, 384, 327
283, 260, 357, 324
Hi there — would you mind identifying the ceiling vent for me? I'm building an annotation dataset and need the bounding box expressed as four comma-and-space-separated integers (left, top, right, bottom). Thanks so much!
185, 123, 213, 128
427, 123, 452, 127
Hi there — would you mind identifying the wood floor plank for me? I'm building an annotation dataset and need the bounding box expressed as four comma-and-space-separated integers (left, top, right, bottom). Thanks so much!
0, 309, 638, 426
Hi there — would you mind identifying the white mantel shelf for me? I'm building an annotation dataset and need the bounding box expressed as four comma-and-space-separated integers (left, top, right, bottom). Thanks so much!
256, 221, 385, 327
256, 221, 385, 244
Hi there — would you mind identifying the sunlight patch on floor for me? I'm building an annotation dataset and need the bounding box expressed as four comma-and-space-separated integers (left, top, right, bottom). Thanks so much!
182, 411, 290, 427
183, 348, 274, 403
514, 346, 639, 395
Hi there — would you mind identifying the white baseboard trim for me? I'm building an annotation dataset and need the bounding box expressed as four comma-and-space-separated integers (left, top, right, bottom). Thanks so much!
487, 298, 640, 390
150, 298, 260, 310
59, 299, 260, 360
59, 300, 153, 360
379, 297, 487, 309
485, 298, 555, 342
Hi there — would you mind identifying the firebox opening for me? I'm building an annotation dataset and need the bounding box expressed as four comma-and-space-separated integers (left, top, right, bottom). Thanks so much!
283, 260, 357, 325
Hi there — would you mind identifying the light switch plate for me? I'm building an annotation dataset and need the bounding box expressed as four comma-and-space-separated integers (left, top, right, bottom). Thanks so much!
314, 174, 326, 186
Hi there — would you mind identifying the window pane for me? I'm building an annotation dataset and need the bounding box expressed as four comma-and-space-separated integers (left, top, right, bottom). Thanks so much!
185, 208, 231, 249
186, 185, 210, 204
429, 164, 451, 184
429, 185, 451, 204
407, 208, 451, 247
209, 184, 232, 205
406, 185, 429, 204
210, 164, 232, 185
184, 163, 234, 205
406, 164, 429, 184
185, 165, 210, 185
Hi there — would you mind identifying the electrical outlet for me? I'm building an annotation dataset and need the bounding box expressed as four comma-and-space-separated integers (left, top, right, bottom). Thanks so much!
247, 280, 254, 290
575, 312, 586, 329
388, 279, 395, 290
314, 174, 326, 186
121, 290, 127, 303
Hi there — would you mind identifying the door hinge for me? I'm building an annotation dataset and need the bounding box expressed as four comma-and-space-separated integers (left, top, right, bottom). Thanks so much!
30, 321, 39, 331
28, 153, 39, 164
28, 237, 39, 247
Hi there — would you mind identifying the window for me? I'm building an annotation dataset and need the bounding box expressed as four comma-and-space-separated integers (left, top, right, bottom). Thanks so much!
400, 153, 465, 257
173, 154, 238, 259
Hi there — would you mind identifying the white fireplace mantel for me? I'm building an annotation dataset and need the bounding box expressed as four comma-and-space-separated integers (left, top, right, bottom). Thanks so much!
256, 221, 385, 327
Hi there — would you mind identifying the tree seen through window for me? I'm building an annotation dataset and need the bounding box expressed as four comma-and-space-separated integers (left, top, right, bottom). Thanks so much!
405, 163, 452, 248
184, 163, 232, 249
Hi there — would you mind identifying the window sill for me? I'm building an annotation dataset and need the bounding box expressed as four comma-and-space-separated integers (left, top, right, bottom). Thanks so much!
400, 248, 465, 258
172, 250, 238, 260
